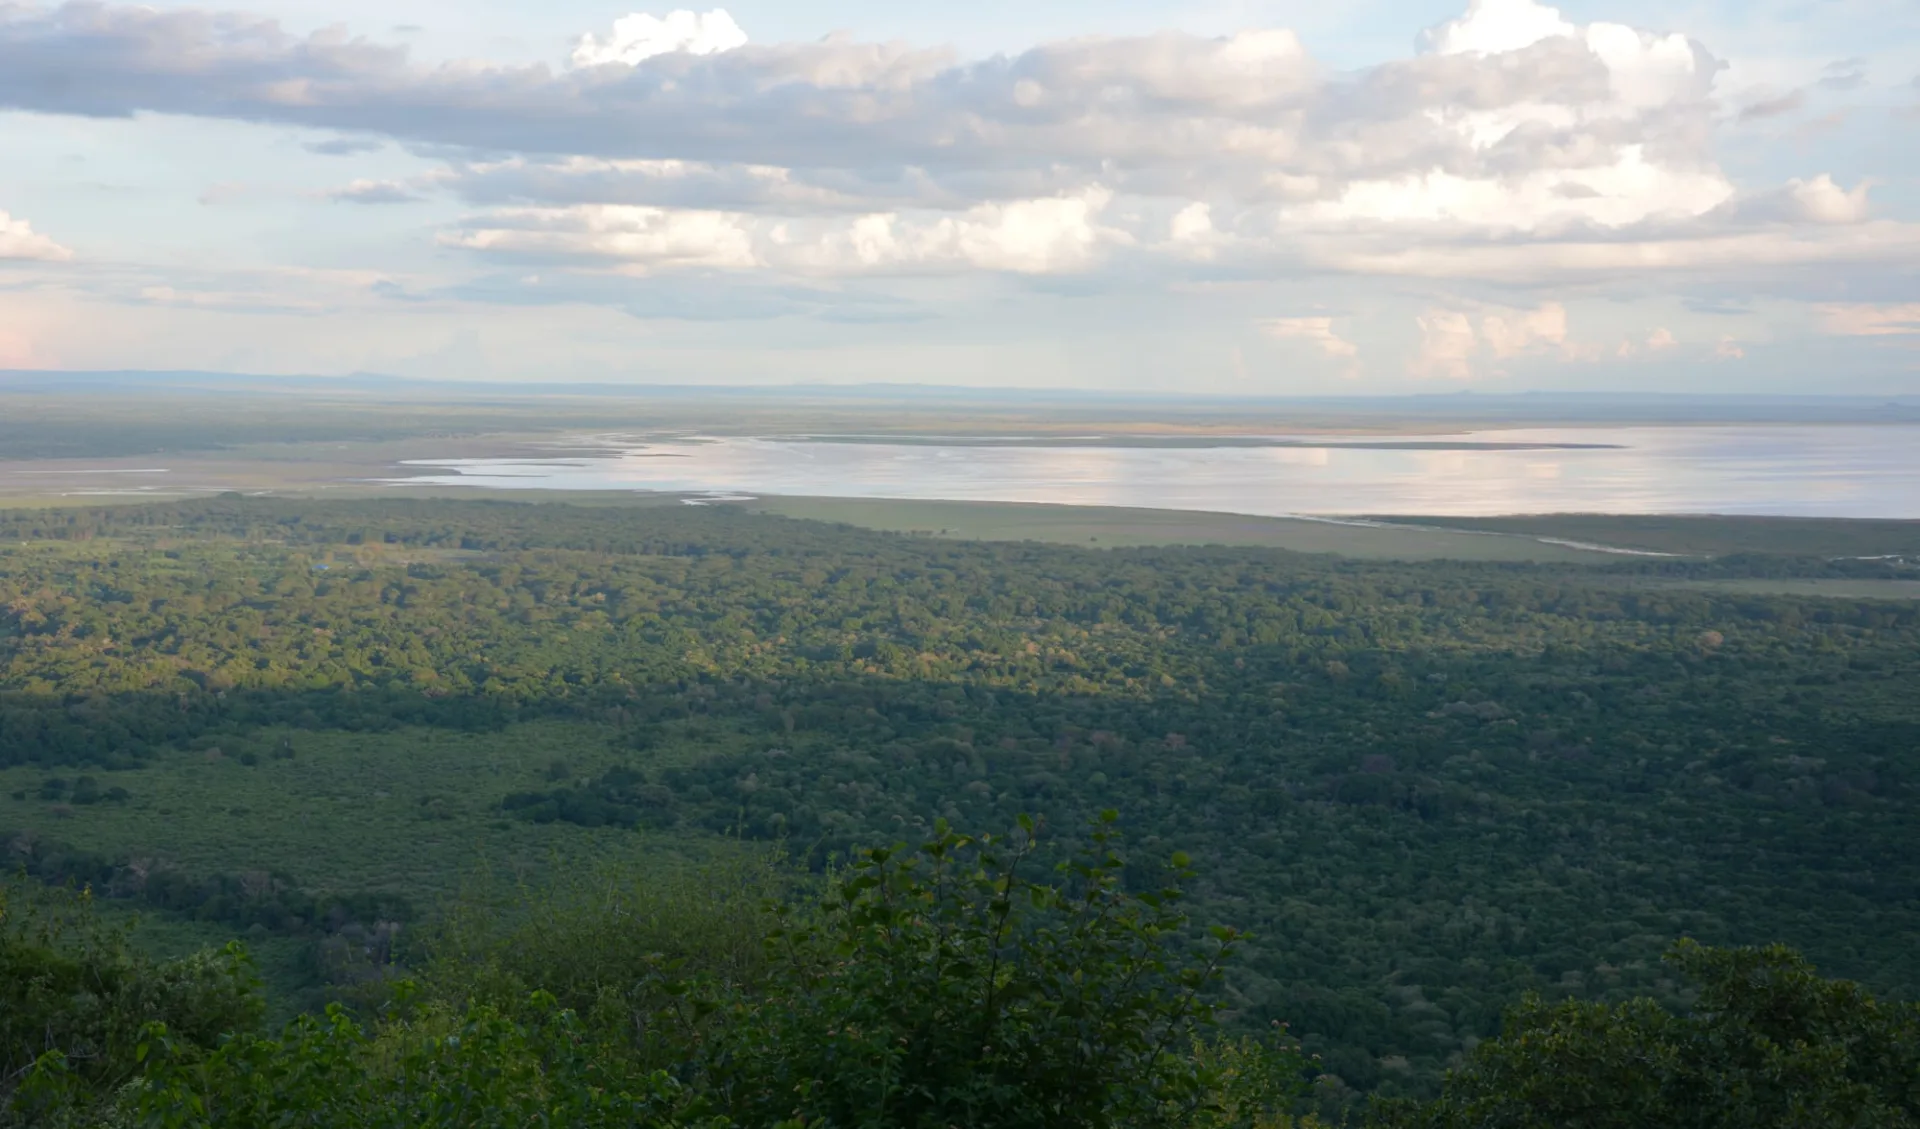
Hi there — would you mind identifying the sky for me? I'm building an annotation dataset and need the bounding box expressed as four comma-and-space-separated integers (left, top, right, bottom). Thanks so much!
1, 0, 1917, 393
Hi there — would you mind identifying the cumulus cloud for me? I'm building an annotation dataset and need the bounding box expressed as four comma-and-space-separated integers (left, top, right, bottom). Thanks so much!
1785, 175, 1871, 224
1413, 310, 1480, 379
1480, 302, 1568, 358
571, 9, 747, 68
435, 157, 944, 213
1714, 335, 1745, 360
0, 209, 72, 261
442, 205, 760, 271
1260, 316, 1359, 377
1259, 316, 1356, 358
1411, 301, 1600, 378
0, 0, 1911, 300
442, 187, 1124, 275
0, 0, 1704, 199
1614, 326, 1678, 358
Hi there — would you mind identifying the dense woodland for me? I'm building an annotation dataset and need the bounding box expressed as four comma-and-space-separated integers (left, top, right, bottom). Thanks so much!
2, 497, 1917, 1119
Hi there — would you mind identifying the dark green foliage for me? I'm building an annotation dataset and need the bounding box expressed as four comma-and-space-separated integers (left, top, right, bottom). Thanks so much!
1, 884, 262, 1118
1370, 939, 1920, 1128
502, 765, 674, 829
2, 497, 1918, 1102
417, 849, 785, 1037
9, 820, 1307, 1129
22, 998, 727, 1129
694, 814, 1300, 1129
3, 832, 410, 943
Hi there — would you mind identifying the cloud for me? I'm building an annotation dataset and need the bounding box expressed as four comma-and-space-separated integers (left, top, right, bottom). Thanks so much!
305, 136, 386, 156
1259, 316, 1358, 359
1819, 304, 1920, 337
571, 9, 747, 68
792, 189, 1122, 274
0, 0, 1706, 206
1, 0, 1912, 312
1785, 175, 1871, 224
329, 179, 423, 204
442, 205, 760, 270
1818, 58, 1866, 92
1413, 310, 1480, 379
1412, 301, 1601, 378
1714, 335, 1745, 360
1616, 326, 1677, 357
1480, 301, 1568, 358
1422, 0, 1575, 55
1303, 216, 1920, 283
434, 157, 942, 213
0, 209, 72, 261
443, 186, 1124, 275
1738, 89, 1805, 122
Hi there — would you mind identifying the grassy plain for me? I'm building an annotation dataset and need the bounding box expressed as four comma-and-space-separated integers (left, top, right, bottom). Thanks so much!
0, 720, 741, 904
1374, 514, 1920, 557
1646, 578, 1920, 599
744, 497, 1619, 560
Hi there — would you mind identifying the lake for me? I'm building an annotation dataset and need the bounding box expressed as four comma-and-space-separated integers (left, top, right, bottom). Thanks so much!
395, 424, 1920, 518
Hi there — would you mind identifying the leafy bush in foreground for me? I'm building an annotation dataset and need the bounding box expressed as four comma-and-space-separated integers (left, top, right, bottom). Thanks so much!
1370, 939, 1920, 1129
8, 817, 1311, 1128
1, 884, 260, 1116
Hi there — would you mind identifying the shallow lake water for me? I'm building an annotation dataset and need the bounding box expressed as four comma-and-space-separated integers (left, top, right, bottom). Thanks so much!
396, 425, 1920, 519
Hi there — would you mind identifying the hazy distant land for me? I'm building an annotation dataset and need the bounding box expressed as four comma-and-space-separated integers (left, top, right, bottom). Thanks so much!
1, 377, 1917, 576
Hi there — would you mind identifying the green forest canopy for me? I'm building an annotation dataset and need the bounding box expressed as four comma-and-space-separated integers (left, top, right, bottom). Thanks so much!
0, 497, 1915, 1110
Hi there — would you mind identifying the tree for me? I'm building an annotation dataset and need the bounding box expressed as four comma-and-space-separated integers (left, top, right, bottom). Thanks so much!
693, 812, 1306, 1129
2, 882, 261, 1124
1369, 940, 1920, 1129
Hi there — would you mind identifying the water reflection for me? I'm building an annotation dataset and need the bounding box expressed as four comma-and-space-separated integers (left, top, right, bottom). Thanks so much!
396, 425, 1920, 518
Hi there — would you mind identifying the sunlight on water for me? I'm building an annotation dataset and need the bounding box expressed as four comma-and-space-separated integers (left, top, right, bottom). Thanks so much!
396, 425, 1920, 518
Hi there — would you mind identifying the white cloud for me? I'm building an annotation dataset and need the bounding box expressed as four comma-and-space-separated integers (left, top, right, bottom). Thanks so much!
443, 188, 1122, 276
1301, 220, 1920, 283
1786, 175, 1871, 225
1413, 310, 1480, 379
1819, 304, 1920, 337
1285, 147, 1733, 233
1426, 0, 1570, 56
1412, 301, 1603, 378
1714, 335, 1746, 360
442, 205, 761, 271
1259, 316, 1356, 356
1615, 327, 1675, 358
798, 188, 1121, 274
0, 209, 72, 261
1480, 302, 1568, 358
1169, 203, 1214, 244
571, 9, 748, 68
1, 0, 1915, 371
